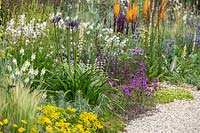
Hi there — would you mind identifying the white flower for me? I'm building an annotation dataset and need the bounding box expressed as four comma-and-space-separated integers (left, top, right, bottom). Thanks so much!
15, 68, 20, 76
12, 59, 17, 65
7, 65, 12, 72
20, 48, 24, 55
21, 61, 30, 71
29, 67, 34, 75
40, 68, 46, 76
65, 16, 69, 20
183, 15, 187, 21
74, 15, 78, 20
24, 78, 29, 84
31, 53, 36, 61
56, 12, 62, 16
10, 74, 15, 79
34, 69, 38, 76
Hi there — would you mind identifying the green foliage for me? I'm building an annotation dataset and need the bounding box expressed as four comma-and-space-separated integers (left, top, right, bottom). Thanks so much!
154, 88, 194, 104
100, 112, 125, 133
44, 62, 111, 108
0, 81, 45, 132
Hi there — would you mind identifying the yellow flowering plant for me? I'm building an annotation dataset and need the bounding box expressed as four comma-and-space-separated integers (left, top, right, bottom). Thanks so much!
35, 105, 104, 133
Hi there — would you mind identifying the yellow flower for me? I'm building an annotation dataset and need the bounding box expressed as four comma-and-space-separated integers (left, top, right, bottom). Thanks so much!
0, 121, 3, 126
21, 120, 27, 124
37, 116, 51, 124
66, 107, 76, 113
46, 125, 53, 133
114, 0, 120, 18
76, 124, 84, 132
36, 107, 42, 111
13, 124, 18, 128
126, 1, 133, 23
30, 127, 37, 133
18, 127, 26, 133
3, 119, 9, 124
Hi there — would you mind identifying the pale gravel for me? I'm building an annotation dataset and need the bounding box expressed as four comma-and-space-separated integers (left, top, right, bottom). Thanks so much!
124, 84, 200, 133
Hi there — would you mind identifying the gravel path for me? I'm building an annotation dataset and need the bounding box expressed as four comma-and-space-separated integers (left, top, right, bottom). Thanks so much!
124, 85, 200, 133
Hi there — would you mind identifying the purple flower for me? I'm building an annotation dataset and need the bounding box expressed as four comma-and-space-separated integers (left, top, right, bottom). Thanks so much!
122, 85, 132, 96
109, 80, 118, 87
51, 16, 61, 23
66, 21, 79, 29
132, 49, 144, 55
104, 125, 109, 130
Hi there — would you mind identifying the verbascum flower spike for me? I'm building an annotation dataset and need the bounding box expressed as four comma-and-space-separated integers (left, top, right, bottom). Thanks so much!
159, 0, 167, 21
132, 0, 138, 22
114, 0, 120, 18
126, 0, 133, 23
142, 0, 151, 20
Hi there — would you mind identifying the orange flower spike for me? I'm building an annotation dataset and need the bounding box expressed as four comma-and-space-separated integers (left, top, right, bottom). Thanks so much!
114, 0, 120, 18
132, 0, 138, 22
142, 0, 151, 20
160, 0, 167, 20
126, 0, 133, 23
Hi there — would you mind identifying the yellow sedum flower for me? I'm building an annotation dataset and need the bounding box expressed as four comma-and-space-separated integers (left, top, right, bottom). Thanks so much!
3, 119, 9, 124
0, 121, 3, 126
18, 127, 26, 133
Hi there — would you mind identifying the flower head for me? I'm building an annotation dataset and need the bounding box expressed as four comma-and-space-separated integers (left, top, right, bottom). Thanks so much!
142, 0, 151, 20
13, 124, 18, 128
18, 127, 26, 133
132, 0, 138, 22
46, 125, 52, 133
126, 1, 133, 23
159, 0, 167, 21
21, 120, 27, 124
114, 0, 120, 18
51, 16, 61, 23
3, 119, 9, 124
66, 21, 79, 29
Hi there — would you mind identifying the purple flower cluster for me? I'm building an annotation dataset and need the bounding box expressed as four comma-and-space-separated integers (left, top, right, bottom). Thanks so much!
121, 61, 158, 96
51, 16, 79, 29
